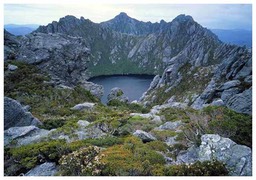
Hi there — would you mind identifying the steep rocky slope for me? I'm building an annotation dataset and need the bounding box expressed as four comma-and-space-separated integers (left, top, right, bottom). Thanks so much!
34, 14, 221, 77
5, 13, 252, 113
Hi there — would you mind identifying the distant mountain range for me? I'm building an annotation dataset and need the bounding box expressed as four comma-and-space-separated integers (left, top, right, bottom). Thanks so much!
211, 29, 252, 48
4, 20, 251, 47
4, 24, 39, 36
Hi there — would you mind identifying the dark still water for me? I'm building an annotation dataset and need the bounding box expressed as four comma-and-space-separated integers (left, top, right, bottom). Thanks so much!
90, 75, 154, 104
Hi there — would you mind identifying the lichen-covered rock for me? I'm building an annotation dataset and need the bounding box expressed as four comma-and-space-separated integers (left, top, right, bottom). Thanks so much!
25, 162, 58, 176
4, 97, 42, 130
199, 134, 252, 176
133, 130, 156, 142
176, 134, 252, 176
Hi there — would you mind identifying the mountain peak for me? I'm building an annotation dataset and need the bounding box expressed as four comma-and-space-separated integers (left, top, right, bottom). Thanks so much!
118, 12, 128, 17
173, 14, 194, 23
114, 12, 131, 20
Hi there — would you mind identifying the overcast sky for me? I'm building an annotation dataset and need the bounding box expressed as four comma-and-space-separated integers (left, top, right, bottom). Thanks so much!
4, 4, 252, 30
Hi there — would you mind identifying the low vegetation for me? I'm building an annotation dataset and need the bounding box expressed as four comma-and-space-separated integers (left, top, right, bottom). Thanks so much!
4, 60, 99, 127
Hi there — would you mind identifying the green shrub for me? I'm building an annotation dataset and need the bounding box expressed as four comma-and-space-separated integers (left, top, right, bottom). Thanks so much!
165, 160, 229, 176
82, 136, 124, 148
99, 136, 166, 176
40, 118, 66, 130
146, 140, 170, 153
151, 130, 177, 141
6, 140, 69, 173
107, 100, 150, 113
127, 116, 156, 132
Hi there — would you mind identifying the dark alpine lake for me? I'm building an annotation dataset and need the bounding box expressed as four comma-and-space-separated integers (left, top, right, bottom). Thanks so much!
90, 75, 154, 104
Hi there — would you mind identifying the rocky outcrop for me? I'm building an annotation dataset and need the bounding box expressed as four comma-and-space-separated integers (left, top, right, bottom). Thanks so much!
176, 134, 252, 176
107, 87, 129, 103
81, 81, 104, 99
4, 30, 104, 99
25, 162, 58, 176
4, 97, 42, 130
16, 32, 90, 85
133, 130, 156, 142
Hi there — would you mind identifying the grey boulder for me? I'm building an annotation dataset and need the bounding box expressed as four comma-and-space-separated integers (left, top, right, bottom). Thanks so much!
4, 125, 52, 147
4, 97, 42, 130
133, 130, 156, 142
7, 64, 18, 71
71, 102, 95, 111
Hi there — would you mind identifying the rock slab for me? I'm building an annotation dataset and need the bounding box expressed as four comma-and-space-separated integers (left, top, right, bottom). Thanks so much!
25, 162, 58, 176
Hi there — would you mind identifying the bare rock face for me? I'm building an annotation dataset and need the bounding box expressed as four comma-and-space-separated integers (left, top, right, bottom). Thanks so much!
16, 32, 91, 85
4, 97, 42, 130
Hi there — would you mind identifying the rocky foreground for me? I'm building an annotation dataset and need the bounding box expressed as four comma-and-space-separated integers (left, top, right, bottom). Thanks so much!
4, 13, 252, 176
